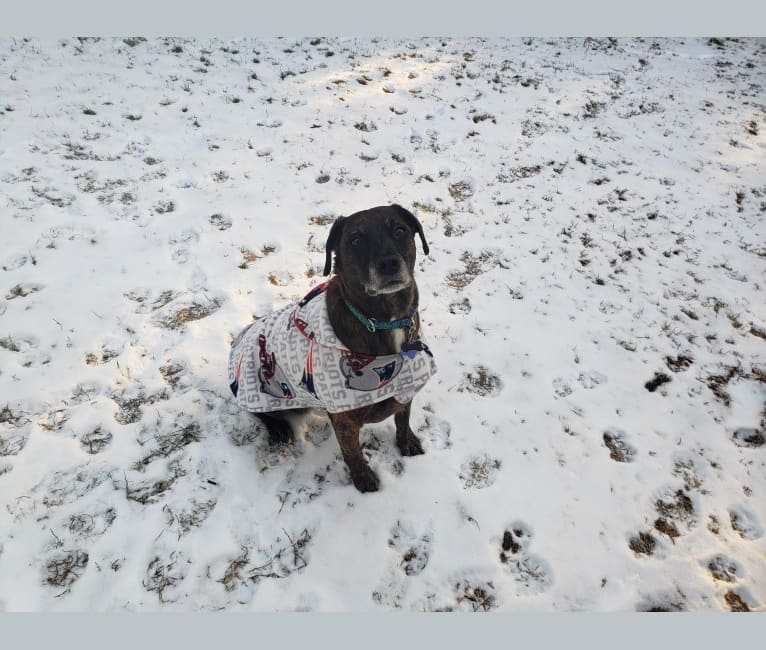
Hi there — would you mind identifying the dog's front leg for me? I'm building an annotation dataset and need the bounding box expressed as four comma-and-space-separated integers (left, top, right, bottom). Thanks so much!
328, 413, 380, 492
394, 402, 425, 456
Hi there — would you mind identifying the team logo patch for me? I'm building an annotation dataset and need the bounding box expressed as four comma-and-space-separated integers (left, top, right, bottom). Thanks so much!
339, 351, 404, 391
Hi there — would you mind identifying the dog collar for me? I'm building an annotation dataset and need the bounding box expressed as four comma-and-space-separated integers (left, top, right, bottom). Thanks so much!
343, 299, 415, 333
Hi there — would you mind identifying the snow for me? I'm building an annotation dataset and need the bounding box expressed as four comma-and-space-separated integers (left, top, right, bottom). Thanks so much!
0, 36, 764, 612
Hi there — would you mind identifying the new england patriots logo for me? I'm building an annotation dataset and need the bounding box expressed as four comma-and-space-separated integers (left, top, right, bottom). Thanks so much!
373, 361, 398, 386
339, 351, 403, 391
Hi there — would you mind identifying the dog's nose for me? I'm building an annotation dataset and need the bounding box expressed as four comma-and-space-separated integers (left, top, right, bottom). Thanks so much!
378, 255, 400, 276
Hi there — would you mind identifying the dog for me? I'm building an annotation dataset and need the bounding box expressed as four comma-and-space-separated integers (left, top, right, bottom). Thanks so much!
228, 204, 436, 492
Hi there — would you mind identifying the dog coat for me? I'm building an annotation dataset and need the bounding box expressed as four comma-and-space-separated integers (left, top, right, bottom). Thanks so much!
228, 282, 436, 414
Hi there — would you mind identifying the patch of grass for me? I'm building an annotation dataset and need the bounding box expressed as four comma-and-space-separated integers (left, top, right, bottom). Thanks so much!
459, 454, 501, 489
220, 546, 250, 592
159, 299, 221, 330
209, 213, 232, 230
461, 366, 502, 397
629, 532, 656, 556
471, 112, 496, 124
733, 426, 765, 447
0, 405, 22, 425
725, 591, 750, 612
353, 121, 377, 132
308, 214, 336, 226
45, 551, 89, 590
154, 200, 175, 214
238, 248, 260, 269
665, 355, 693, 372
80, 427, 113, 454
672, 459, 704, 492
159, 361, 185, 388
113, 391, 167, 425
750, 323, 766, 340
0, 429, 29, 456
31, 185, 74, 208
655, 490, 694, 524
173, 499, 217, 535
0, 336, 20, 352
654, 518, 680, 542
446, 250, 498, 289
143, 552, 184, 603
603, 431, 635, 462
134, 423, 201, 469
583, 99, 606, 119
448, 180, 473, 202
126, 463, 185, 505
704, 365, 741, 406
497, 165, 541, 183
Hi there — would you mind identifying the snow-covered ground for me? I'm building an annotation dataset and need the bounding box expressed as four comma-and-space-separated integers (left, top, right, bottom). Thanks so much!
0, 37, 764, 612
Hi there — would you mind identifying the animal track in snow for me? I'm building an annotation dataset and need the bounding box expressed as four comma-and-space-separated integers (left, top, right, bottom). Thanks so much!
577, 370, 608, 389
728, 506, 763, 540
459, 454, 501, 489
705, 554, 742, 583
372, 520, 433, 609
5, 283, 44, 300
388, 520, 433, 577
416, 413, 452, 449
603, 429, 637, 462
552, 377, 573, 398
498, 521, 553, 593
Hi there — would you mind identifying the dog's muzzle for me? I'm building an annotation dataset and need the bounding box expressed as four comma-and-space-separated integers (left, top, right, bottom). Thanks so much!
365, 258, 412, 295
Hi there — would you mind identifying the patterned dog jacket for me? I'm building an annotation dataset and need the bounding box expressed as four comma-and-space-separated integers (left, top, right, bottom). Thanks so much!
228, 282, 436, 414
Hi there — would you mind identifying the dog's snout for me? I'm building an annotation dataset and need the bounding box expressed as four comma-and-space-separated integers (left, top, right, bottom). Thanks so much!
378, 255, 400, 276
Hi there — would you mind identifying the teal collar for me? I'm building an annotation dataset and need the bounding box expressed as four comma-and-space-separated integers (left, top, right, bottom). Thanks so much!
343, 300, 415, 333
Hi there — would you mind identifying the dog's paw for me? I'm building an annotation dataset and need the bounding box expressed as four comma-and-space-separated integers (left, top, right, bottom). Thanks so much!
397, 431, 425, 456
350, 465, 380, 492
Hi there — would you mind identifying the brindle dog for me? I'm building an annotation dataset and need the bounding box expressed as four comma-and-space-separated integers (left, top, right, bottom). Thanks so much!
258, 204, 430, 492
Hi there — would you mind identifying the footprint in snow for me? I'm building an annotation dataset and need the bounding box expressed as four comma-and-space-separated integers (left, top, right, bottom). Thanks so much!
5, 283, 44, 300
416, 413, 452, 449
552, 377, 573, 398
388, 520, 433, 577
498, 521, 553, 594
705, 554, 742, 583
373, 520, 434, 608
459, 454, 501, 489
208, 213, 232, 230
577, 370, 608, 389
603, 429, 637, 463
728, 505, 763, 540
2, 253, 29, 271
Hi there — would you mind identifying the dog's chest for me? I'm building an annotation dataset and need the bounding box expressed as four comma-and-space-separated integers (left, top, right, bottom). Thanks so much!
389, 329, 406, 352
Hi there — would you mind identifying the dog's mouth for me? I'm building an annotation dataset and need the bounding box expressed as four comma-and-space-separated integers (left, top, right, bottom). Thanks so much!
364, 275, 412, 296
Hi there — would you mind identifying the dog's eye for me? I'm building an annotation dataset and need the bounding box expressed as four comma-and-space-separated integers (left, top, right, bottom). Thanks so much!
393, 225, 406, 238
350, 235, 362, 248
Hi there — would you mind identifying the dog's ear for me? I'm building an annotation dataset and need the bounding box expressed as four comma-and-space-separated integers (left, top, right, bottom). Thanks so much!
323, 216, 346, 276
393, 205, 429, 255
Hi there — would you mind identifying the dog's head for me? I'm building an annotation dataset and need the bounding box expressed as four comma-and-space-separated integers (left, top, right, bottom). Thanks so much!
323, 204, 429, 297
